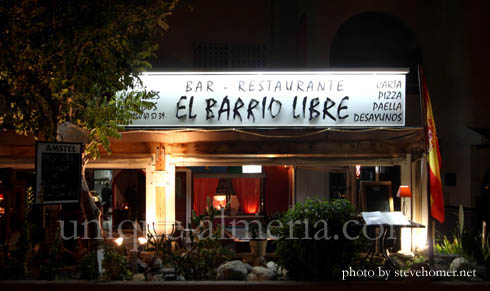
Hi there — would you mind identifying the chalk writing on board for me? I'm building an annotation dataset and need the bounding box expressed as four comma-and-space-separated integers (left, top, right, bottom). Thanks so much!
35, 142, 82, 204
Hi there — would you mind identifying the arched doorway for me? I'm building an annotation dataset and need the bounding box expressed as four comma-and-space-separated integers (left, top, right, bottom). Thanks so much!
330, 12, 419, 92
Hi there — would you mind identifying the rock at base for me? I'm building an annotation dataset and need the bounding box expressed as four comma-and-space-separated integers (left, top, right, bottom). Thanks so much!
247, 266, 276, 281
449, 257, 474, 272
216, 260, 248, 280
131, 273, 146, 281
244, 263, 253, 273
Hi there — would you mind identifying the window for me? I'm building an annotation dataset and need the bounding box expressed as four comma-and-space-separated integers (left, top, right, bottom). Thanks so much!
85, 169, 145, 231
193, 42, 267, 68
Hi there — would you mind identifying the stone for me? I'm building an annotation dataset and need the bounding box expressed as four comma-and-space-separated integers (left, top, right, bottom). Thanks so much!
216, 260, 248, 280
247, 266, 276, 281
449, 257, 475, 272
163, 274, 176, 281
266, 261, 284, 276
244, 263, 253, 273
176, 275, 186, 281
281, 268, 288, 279
158, 267, 176, 274
435, 254, 458, 265
132, 273, 146, 281
151, 273, 163, 281
266, 261, 277, 271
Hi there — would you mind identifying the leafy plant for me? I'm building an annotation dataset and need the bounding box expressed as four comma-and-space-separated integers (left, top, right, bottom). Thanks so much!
405, 253, 428, 269
435, 235, 464, 255
273, 199, 360, 280
435, 204, 466, 256
101, 245, 132, 280
0, 0, 181, 239
39, 230, 64, 280
0, 0, 179, 154
79, 250, 100, 280
168, 202, 232, 280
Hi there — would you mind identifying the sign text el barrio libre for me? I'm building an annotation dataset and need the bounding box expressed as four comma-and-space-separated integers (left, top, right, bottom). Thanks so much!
128, 71, 407, 128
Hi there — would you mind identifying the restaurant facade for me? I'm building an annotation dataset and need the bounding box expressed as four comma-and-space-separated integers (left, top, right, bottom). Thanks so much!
0, 70, 430, 252
3, 0, 487, 252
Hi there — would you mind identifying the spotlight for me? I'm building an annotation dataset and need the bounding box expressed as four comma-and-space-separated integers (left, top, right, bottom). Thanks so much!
138, 237, 148, 245
114, 237, 124, 246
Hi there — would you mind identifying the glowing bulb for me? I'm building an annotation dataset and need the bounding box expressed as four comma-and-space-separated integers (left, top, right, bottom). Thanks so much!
115, 237, 124, 246
138, 237, 148, 245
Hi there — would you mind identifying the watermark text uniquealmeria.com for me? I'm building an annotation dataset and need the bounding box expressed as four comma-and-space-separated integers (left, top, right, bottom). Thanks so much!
59, 217, 400, 250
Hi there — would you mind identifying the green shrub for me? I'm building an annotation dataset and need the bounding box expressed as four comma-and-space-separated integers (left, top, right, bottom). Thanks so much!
273, 199, 359, 280
435, 235, 464, 256
169, 204, 232, 280
101, 246, 132, 280
79, 250, 99, 280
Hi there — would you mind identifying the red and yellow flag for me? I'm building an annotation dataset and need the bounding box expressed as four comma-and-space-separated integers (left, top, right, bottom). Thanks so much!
421, 67, 445, 223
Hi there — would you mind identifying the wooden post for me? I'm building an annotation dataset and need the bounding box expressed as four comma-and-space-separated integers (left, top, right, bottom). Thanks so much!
483, 220, 487, 249
155, 144, 165, 171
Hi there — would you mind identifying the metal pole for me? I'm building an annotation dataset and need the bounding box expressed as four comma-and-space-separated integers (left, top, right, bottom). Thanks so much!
417, 64, 435, 266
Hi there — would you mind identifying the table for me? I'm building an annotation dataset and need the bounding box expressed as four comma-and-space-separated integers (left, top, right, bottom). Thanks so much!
363, 220, 425, 269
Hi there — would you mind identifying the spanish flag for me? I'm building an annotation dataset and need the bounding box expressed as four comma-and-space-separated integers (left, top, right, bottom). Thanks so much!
421, 67, 445, 223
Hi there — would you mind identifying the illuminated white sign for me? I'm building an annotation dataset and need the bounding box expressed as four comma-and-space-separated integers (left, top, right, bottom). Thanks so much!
242, 165, 262, 173
128, 71, 406, 128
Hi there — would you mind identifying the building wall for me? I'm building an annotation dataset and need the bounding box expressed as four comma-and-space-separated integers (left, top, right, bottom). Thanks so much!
152, 0, 489, 209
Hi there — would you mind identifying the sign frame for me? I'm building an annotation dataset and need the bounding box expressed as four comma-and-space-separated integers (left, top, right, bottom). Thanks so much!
127, 70, 408, 129
35, 141, 82, 204
360, 181, 394, 212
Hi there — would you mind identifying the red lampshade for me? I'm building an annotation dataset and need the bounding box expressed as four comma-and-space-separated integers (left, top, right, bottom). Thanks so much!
397, 186, 412, 198
213, 195, 227, 210
0, 193, 4, 201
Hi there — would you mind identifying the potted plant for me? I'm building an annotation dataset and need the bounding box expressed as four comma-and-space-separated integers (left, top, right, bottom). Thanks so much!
249, 221, 267, 257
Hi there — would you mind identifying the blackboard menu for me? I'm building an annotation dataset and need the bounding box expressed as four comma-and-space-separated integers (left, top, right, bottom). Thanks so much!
35, 142, 82, 204
361, 181, 393, 212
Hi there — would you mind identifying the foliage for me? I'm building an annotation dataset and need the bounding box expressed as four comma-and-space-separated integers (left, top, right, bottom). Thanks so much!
175, 212, 232, 279
0, 0, 178, 160
435, 204, 465, 256
170, 229, 232, 280
79, 245, 132, 281
79, 250, 99, 280
248, 213, 272, 240
435, 235, 464, 256
405, 253, 428, 270
39, 231, 64, 280
101, 245, 132, 280
273, 199, 360, 280
153, 202, 232, 280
